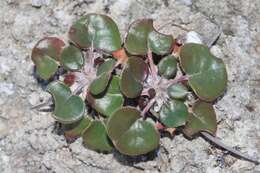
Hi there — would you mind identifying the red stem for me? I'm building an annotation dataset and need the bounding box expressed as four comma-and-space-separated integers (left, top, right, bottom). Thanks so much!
141, 98, 156, 117
167, 75, 189, 87
147, 49, 157, 81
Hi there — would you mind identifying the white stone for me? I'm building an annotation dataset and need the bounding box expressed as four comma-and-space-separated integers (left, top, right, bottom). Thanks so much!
31, 0, 42, 7
184, 31, 203, 44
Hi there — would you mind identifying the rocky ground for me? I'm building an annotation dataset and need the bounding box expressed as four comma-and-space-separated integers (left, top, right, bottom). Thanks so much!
0, 0, 259, 172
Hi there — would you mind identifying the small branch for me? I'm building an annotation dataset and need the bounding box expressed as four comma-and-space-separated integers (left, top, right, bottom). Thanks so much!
147, 49, 158, 81
167, 75, 189, 87
110, 59, 122, 74
31, 97, 52, 110
141, 88, 150, 96
201, 132, 259, 164
141, 98, 156, 117
71, 81, 88, 95
206, 26, 222, 48
90, 41, 95, 66
38, 107, 54, 112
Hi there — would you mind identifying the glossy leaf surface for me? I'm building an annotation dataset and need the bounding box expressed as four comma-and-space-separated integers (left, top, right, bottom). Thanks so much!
159, 99, 189, 128
125, 19, 173, 55
167, 83, 189, 99
64, 116, 92, 139
158, 55, 177, 79
96, 58, 116, 76
107, 107, 159, 156
60, 45, 84, 70
31, 37, 65, 79
183, 101, 217, 137
47, 81, 85, 124
69, 14, 121, 52
88, 76, 124, 117
120, 57, 148, 98
180, 43, 227, 101
89, 72, 111, 95
82, 120, 113, 152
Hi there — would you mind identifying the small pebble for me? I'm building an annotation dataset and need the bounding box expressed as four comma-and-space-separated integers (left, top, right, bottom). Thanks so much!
31, 0, 42, 8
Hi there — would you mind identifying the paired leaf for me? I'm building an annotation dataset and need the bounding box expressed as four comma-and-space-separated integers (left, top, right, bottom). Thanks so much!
82, 120, 113, 152
47, 81, 85, 124
158, 55, 177, 79
124, 19, 173, 55
64, 116, 92, 139
159, 99, 189, 128
180, 43, 227, 101
89, 58, 117, 95
167, 83, 189, 99
107, 107, 159, 156
60, 45, 84, 70
183, 100, 217, 137
120, 56, 148, 98
87, 76, 124, 117
89, 72, 111, 95
69, 13, 121, 52
31, 37, 65, 79
96, 58, 116, 76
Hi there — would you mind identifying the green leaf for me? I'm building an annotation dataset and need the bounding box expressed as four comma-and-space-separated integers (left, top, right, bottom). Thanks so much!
82, 120, 113, 152
88, 76, 124, 117
31, 37, 65, 79
34, 55, 59, 80
180, 43, 227, 101
128, 56, 148, 81
96, 58, 116, 76
167, 83, 189, 99
120, 57, 148, 98
159, 99, 189, 128
148, 30, 173, 55
47, 81, 85, 124
124, 19, 173, 55
60, 45, 84, 70
107, 107, 159, 156
158, 55, 177, 79
89, 72, 111, 95
69, 14, 121, 52
64, 116, 92, 139
183, 100, 217, 137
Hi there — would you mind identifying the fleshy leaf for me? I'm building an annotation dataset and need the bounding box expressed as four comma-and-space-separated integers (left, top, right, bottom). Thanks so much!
159, 99, 189, 128
96, 58, 116, 76
47, 81, 85, 124
89, 72, 111, 95
124, 19, 173, 55
158, 55, 177, 79
180, 43, 227, 101
31, 37, 65, 79
64, 116, 92, 139
120, 57, 148, 98
148, 30, 173, 55
34, 55, 59, 80
82, 120, 113, 152
69, 14, 121, 52
167, 83, 189, 99
128, 56, 148, 81
107, 107, 159, 156
87, 76, 124, 117
60, 45, 84, 70
183, 100, 217, 137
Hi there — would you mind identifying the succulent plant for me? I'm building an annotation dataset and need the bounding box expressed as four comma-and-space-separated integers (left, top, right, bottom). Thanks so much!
31, 13, 259, 164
